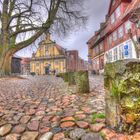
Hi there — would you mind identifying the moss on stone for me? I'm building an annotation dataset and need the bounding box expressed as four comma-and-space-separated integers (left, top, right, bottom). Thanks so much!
75, 71, 89, 93
63, 72, 69, 82
68, 72, 76, 85
104, 60, 140, 134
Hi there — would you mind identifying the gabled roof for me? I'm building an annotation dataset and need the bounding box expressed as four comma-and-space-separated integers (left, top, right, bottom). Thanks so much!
55, 44, 66, 55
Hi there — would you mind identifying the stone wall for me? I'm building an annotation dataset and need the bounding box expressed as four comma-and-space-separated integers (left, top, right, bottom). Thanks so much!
104, 59, 140, 134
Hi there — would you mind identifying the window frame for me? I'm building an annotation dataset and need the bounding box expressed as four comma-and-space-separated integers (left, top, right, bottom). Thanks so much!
116, 5, 121, 19
125, 21, 131, 33
113, 31, 117, 41
118, 26, 124, 38
111, 13, 115, 24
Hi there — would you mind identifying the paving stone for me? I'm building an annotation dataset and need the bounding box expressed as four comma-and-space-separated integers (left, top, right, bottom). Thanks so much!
51, 116, 61, 122
60, 117, 75, 122
74, 114, 86, 120
5, 133, 20, 140
39, 132, 53, 140
76, 121, 89, 129
51, 127, 62, 134
90, 123, 105, 132
81, 133, 103, 140
60, 122, 75, 128
31, 116, 43, 121
132, 133, 140, 140
0, 124, 12, 136
51, 122, 59, 128
36, 111, 46, 116
0, 120, 6, 127
20, 116, 31, 124
69, 128, 86, 140
52, 132, 65, 140
42, 116, 53, 122
12, 124, 26, 133
27, 120, 39, 131
26, 109, 36, 115
0, 75, 134, 139
39, 127, 50, 133
21, 131, 39, 140
81, 107, 92, 114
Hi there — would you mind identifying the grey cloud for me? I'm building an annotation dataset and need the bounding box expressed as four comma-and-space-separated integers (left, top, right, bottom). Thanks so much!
16, 0, 110, 60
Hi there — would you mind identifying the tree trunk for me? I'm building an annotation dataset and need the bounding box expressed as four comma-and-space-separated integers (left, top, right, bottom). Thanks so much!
0, 50, 12, 76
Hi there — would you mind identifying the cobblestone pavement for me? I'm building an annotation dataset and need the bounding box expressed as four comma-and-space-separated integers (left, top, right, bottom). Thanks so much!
0, 75, 139, 140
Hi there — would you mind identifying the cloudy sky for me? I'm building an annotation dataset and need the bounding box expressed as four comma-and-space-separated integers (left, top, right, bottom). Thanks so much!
16, 0, 110, 60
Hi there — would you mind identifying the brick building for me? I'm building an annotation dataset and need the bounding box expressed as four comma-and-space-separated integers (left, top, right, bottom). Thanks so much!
66, 50, 88, 72
78, 58, 88, 71
66, 50, 79, 72
88, 0, 140, 74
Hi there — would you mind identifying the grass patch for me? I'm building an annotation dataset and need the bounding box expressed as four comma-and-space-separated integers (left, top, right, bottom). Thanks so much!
92, 113, 105, 123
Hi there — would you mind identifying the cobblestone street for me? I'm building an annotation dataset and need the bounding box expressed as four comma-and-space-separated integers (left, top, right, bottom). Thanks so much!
0, 75, 139, 140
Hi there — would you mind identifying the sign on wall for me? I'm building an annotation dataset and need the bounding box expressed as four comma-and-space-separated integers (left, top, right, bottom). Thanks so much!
124, 44, 129, 57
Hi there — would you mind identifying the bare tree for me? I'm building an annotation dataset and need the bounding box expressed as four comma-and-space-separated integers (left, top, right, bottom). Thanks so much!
0, 0, 86, 75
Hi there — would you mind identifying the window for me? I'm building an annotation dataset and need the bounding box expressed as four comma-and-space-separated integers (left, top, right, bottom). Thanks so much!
113, 31, 117, 41
100, 43, 104, 52
108, 51, 113, 62
95, 47, 99, 54
45, 46, 49, 56
118, 26, 123, 38
116, 6, 121, 19
109, 35, 113, 45
113, 48, 118, 61
119, 45, 124, 60
111, 13, 115, 24
125, 21, 131, 33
